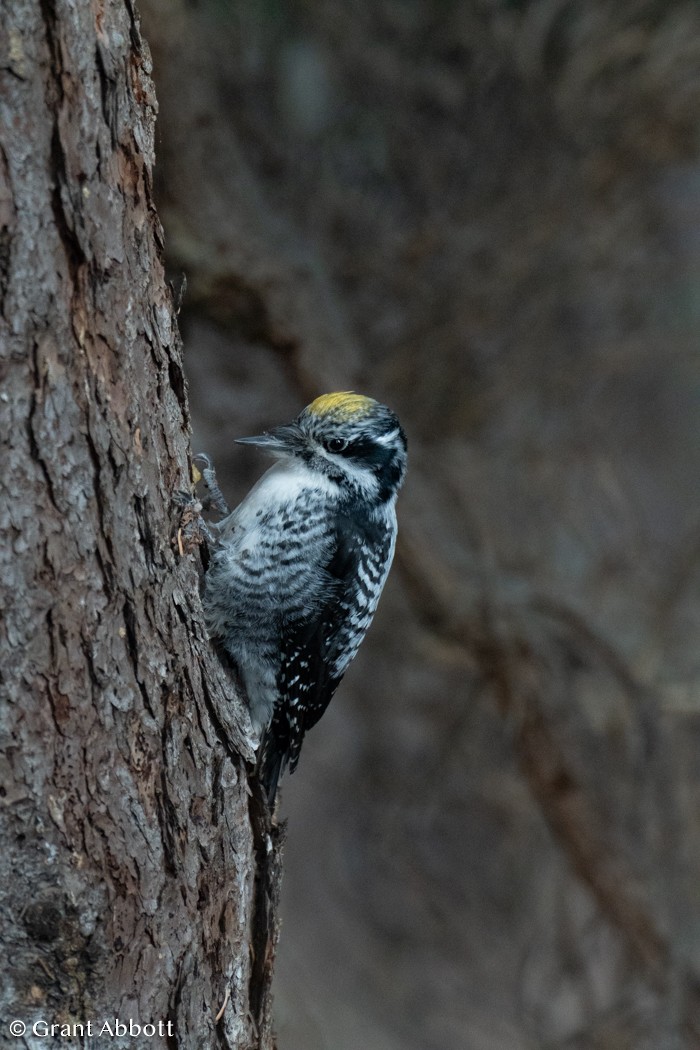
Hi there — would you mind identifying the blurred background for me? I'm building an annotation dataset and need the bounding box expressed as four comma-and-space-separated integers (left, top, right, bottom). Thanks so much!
140, 2, 700, 1046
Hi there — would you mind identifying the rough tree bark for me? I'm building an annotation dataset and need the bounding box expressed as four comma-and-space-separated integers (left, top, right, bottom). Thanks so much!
0, 3, 280, 1048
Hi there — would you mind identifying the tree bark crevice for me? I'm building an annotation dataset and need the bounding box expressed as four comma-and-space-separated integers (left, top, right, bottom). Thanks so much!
1, 3, 278, 1046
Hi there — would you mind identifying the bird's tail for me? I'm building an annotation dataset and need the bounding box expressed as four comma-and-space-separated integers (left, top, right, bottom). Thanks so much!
256, 735, 286, 806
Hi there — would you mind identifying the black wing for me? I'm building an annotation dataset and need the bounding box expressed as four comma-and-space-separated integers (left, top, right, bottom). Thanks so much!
257, 514, 391, 802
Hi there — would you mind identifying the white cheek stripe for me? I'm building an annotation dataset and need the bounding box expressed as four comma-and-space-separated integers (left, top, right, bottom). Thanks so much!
318, 448, 379, 498
374, 427, 400, 447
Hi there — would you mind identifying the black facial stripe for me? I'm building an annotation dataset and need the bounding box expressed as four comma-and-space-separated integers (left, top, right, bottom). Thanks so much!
377, 459, 404, 502
337, 431, 406, 501
340, 424, 405, 457
338, 434, 402, 467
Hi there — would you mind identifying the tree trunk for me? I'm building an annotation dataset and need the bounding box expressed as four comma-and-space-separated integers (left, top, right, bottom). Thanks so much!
0, 3, 279, 1047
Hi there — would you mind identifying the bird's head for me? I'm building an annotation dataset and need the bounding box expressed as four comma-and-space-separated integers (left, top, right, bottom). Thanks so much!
236, 392, 407, 503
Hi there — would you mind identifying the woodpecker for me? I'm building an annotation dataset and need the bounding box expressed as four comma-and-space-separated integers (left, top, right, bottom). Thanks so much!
202, 392, 407, 801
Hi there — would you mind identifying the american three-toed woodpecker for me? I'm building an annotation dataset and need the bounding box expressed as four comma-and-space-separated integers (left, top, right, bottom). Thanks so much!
202, 392, 407, 801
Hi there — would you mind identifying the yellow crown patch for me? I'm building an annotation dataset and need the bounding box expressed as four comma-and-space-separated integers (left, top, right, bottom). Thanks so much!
307, 392, 375, 420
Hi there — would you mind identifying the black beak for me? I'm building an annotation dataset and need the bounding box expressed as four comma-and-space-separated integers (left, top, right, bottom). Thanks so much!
235, 423, 306, 457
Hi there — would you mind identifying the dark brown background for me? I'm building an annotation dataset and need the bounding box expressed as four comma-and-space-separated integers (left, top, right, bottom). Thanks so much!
141, 2, 700, 1046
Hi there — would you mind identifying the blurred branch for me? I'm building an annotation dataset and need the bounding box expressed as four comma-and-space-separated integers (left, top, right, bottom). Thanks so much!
395, 531, 670, 978
397, 527, 700, 1036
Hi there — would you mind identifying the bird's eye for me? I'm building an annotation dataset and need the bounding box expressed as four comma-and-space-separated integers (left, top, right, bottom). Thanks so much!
325, 437, 348, 453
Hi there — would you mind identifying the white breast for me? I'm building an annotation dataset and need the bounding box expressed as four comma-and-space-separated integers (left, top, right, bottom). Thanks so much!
217, 459, 339, 537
